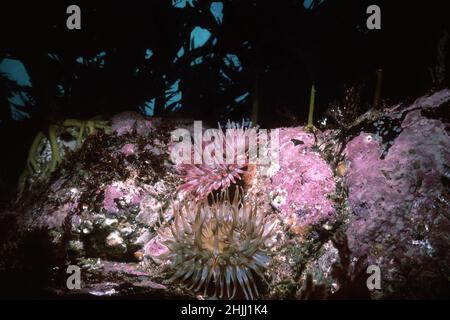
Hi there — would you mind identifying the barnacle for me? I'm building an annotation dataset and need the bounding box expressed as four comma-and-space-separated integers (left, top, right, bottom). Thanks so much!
157, 189, 276, 299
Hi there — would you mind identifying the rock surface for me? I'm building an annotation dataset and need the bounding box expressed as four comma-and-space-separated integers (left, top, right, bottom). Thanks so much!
0, 91, 449, 299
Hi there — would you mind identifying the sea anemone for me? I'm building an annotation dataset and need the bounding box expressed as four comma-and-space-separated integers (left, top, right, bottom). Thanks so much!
157, 189, 275, 299
177, 125, 255, 200
177, 163, 245, 200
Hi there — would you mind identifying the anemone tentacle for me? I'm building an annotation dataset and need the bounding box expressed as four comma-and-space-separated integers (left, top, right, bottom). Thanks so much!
157, 189, 275, 299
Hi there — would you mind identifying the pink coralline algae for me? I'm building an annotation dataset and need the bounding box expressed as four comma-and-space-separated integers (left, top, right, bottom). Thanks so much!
111, 111, 154, 137
344, 91, 450, 298
268, 128, 336, 232
120, 143, 136, 156
144, 234, 170, 264
103, 180, 142, 214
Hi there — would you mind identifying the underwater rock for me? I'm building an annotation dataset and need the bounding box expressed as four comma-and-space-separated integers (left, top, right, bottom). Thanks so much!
111, 111, 155, 137
265, 127, 337, 234
343, 90, 450, 298
0, 90, 449, 299
0, 116, 187, 298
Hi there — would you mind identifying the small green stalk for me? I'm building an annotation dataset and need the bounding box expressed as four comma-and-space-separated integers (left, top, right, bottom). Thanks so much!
307, 85, 316, 128
373, 68, 383, 109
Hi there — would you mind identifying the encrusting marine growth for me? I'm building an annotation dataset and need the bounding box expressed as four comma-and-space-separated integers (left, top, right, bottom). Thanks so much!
155, 189, 276, 299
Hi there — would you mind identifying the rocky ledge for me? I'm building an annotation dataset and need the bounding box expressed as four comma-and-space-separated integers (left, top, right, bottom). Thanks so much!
0, 90, 449, 299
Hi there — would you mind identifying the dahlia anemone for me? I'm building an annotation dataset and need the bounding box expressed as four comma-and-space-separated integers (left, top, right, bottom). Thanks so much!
177, 163, 245, 200
157, 190, 275, 299
177, 125, 255, 200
